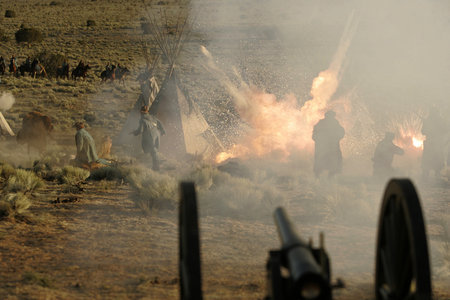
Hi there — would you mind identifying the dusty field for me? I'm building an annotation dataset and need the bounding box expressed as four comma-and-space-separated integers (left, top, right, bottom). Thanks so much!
0, 0, 449, 299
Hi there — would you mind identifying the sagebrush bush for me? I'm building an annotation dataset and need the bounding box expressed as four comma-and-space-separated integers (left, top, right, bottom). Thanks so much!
36, 51, 66, 77
57, 166, 90, 185
0, 193, 31, 217
197, 170, 283, 219
15, 27, 43, 43
5, 169, 44, 193
127, 169, 178, 212
0, 163, 17, 180
4, 10, 15, 18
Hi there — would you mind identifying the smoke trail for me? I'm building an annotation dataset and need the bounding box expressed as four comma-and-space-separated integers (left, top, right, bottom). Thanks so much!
0, 92, 15, 111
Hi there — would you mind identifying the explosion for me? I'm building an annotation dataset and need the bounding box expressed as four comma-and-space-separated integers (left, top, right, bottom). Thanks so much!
205, 12, 359, 164
391, 112, 425, 151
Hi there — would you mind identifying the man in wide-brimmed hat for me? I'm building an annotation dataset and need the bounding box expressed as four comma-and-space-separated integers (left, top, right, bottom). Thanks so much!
312, 110, 345, 177
132, 105, 165, 171
74, 121, 99, 168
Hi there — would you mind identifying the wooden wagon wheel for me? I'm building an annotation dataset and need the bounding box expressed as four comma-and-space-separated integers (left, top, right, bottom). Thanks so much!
179, 182, 203, 300
375, 179, 431, 300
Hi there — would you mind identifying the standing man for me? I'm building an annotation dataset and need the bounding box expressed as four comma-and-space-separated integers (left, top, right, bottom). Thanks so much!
312, 110, 345, 177
74, 122, 99, 169
133, 105, 165, 171
372, 132, 404, 178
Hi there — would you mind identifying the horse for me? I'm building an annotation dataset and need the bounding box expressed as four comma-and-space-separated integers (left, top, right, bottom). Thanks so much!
17, 111, 54, 154
56, 64, 70, 80
115, 66, 130, 85
71, 64, 91, 80
18, 62, 32, 77
32, 63, 48, 78
100, 65, 116, 83
0, 61, 5, 75
9, 61, 17, 76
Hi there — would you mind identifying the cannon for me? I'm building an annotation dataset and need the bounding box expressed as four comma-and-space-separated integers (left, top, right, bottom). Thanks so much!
178, 179, 432, 300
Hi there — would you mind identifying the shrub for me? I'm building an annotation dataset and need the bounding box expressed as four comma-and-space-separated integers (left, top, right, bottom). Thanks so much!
0, 193, 31, 217
4, 10, 16, 18
57, 166, 90, 185
5, 169, 44, 193
36, 51, 66, 77
127, 169, 177, 212
86, 20, 96, 27
23, 272, 53, 287
49, 1, 61, 5
0, 163, 16, 180
15, 27, 43, 44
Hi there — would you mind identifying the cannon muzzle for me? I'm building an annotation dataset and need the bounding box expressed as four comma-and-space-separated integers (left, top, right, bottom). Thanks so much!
267, 207, 331, 300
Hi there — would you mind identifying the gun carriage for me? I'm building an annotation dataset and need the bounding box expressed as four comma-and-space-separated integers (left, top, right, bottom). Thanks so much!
178, 179, 432, 300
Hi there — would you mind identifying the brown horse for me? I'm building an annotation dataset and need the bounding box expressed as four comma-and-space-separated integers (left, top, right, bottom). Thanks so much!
0, 61, 5, 75
71, 64, 91, 80
115, 66, 130, 85
17, 111, 54, 154
9, 61, 17, 76
100, 65, 116, 83
56, 64, 70, 80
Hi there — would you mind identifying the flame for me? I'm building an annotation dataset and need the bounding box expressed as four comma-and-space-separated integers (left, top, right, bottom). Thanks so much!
412, 137, 423, 148
209, 12, 359, 164
390, 112, 425, 150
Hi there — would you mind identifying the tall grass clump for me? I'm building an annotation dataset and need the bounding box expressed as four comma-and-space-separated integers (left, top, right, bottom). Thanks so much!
5, 169, 44, 193
0, 193, 31, 218
0, 162, 17, 180
57, 166, 90, 185
187, 165, 285, 219
15, 27, 43, 44
127, 168, 178, 213
4, 10, 16, 18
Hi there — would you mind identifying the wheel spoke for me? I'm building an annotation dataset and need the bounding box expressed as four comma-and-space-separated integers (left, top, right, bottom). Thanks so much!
375, 179, 432, 300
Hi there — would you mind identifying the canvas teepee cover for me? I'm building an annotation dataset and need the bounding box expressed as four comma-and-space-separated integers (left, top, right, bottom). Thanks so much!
0, 112, 15, 136
150, 72, 224, 160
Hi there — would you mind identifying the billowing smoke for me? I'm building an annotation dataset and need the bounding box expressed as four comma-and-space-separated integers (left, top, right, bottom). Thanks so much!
0, 92, 15, 111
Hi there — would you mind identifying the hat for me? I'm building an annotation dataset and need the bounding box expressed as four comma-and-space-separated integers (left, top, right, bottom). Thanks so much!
74, 121, 84, 129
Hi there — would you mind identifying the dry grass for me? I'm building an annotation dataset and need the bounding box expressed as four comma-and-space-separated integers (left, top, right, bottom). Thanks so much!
56, 166, 90, 185
4, 168, 44, 193
127, 167, 178, 212
0, 193, 31, 218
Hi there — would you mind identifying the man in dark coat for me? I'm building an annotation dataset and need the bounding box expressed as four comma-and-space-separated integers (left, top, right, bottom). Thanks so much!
74, 122, 99, 167
133, 106, 165, 171
312, 110, 345, 177
372, 132, 404, 177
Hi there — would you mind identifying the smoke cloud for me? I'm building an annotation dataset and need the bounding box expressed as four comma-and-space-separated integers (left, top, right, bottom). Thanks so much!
0, 92, 15, 111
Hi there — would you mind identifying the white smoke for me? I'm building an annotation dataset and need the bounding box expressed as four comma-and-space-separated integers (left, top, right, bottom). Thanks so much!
0, 92, 15, 111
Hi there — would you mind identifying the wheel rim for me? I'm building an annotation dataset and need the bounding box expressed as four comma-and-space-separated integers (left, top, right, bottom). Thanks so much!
179, 182, 203, 300
375, 179, 431, 300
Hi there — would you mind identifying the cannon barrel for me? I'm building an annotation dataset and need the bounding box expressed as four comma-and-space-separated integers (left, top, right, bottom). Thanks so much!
273, 207, 331, 300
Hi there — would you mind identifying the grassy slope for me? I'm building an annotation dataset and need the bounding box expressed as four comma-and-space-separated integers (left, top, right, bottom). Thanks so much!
0, 0, 448, 299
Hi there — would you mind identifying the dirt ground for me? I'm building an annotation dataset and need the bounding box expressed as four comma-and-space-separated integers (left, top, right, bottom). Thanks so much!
0, 0, 449, 299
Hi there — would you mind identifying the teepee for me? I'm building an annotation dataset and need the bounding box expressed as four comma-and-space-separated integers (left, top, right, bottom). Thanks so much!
0, 112, 15, 136
143, 6, 224, 160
